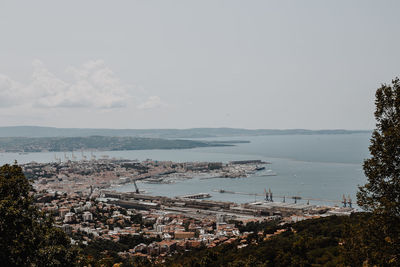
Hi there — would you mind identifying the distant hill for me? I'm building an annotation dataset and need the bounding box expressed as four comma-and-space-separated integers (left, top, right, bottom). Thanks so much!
0, 136, 231, 152
0, 126, 371, 138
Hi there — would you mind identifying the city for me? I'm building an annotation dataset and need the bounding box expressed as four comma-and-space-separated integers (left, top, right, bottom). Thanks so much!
0, 1, 398, 265
28, 157, 354, 262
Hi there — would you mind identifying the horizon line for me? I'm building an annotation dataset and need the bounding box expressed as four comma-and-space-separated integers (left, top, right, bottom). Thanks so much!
0, 125, 373, 131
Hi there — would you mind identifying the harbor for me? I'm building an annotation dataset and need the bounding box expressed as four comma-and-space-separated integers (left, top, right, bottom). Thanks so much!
101, 190, 355, 219
3, 133, 368, 208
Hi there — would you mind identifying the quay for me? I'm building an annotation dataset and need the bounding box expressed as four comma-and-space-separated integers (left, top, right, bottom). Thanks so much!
214, 189, 346, 204
178, 193, 212, 199
229, 160, 270, 165
101, 190, 354, 218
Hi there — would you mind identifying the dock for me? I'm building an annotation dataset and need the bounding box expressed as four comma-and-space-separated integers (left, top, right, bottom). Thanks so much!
213, 189, 345, 204
179, 193, 212, 199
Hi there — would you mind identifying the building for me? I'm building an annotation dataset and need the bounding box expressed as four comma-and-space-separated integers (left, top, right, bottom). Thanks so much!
64, 212, 76, 223
82, 211, 93, 222
59, 208, 70, 218
174, 231, 195, 239
244, 201, 316, 216
61, 224, 73, 235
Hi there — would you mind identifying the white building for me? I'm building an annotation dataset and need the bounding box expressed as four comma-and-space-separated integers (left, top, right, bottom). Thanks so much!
83, 211, 93, 222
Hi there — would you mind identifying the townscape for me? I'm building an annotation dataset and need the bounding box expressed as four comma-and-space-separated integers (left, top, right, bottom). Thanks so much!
28, 158, 271, 193
27, 158, 354, 262
1, 1, 399, 265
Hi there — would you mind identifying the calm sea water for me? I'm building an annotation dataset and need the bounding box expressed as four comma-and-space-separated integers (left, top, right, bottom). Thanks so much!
0, 133, 371, 207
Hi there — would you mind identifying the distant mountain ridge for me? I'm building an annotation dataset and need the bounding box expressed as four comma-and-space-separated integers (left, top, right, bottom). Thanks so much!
0, 126, 371, 138
0, 136, 231, 152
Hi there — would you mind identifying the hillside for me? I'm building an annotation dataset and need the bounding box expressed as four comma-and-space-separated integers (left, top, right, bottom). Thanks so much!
0, 126, 370, 138
0, 136, 231, 152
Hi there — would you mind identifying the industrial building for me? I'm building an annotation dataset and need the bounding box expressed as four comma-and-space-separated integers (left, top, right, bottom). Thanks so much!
243, 201, 316, 216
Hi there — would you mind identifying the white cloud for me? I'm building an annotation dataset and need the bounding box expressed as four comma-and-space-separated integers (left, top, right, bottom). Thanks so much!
0, 60, 167, 111
0, 74, 24, 107
137, 96, 166, 110
32, 60, 129, 108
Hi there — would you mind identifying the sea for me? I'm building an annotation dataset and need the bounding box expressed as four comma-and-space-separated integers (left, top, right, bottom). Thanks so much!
0, 133, 371, 207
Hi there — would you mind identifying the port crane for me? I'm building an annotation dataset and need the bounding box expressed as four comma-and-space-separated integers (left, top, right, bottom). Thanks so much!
214, 188, 351, 205
264, 188, 273, 202
292, 196, 302, 204
71, 152, 77, 161
54, 153, 61, 163
342, 194, 352, 208
133, 180, 140, 194
81, 151, 87, 161
348, 195, 352, 208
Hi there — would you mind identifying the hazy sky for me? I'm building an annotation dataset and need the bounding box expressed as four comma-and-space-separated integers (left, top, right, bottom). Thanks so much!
0, 0, 399, 130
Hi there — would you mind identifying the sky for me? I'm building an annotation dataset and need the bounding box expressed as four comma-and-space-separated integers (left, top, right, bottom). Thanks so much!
0, 0, 399, 130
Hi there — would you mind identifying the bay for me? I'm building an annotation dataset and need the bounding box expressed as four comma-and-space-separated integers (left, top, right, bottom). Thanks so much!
0, 133, 371, 207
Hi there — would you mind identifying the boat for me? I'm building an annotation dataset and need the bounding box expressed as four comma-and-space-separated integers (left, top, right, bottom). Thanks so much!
261, 169, 277, 176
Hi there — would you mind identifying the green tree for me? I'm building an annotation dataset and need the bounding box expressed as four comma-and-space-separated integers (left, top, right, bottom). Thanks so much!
0, 163, 79, 266
347, 78, 400, 265
358, 77, 400, 216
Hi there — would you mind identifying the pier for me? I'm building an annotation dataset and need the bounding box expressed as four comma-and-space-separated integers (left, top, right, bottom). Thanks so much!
213, 189, 347, 204
229, 160, 270, 165
179, 193, 212, 199
102, 189, 354, 218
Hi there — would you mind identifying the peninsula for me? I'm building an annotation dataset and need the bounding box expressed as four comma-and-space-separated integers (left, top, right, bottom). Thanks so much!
0, 136, 239, 153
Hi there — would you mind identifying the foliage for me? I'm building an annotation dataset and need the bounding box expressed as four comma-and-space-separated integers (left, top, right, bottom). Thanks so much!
352, 77, 400, 266
342, 213, 398, 266
358, 77, 400, 216
158, 216, 351, 267
234, 218, 280, 234
81, 234, 159, 265
0, 163, 79, 266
